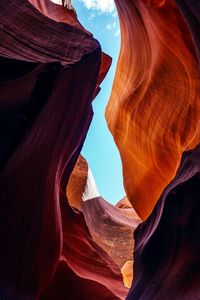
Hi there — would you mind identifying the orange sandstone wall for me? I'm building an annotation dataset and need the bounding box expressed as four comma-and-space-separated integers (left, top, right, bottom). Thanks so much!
106, 0, 200, 220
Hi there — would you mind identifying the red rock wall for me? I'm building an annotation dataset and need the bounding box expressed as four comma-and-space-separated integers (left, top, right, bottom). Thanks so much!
66, 155, 141, 292
1, 0, 200, 299
127, 144, 200, 300
106, 0, 200, 220
114, 1, 200, 299
0, 0, 110, 298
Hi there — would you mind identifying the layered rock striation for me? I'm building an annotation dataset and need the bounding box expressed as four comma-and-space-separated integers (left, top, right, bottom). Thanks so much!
67, 155, 141, 292
0, 0, 116, 298
1, 0, 200, 299
115, 1, 200, 299
127, 144, 200, 299
106, 0, 200, 220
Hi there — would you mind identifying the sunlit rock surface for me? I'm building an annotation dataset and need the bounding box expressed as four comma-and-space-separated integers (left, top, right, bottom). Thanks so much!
121, 260, 134, 289
122, 0, 200, 300
106, 0, 200, 220
67, 156, 141, 289
127, 145, 200, 299
1, 0, 200, 299
66, 155, 89, 210
116, 197, 140, 220
29, 0, 86, 30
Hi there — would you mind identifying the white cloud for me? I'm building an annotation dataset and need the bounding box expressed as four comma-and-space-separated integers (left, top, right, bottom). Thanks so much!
51, 0, 116, 14
106, 21, 120, 38
106, 24, 111, 30
79, 0, 115, 13
89, 12, 96, 20
114, 28, 120, 37
112, 10, 118, 18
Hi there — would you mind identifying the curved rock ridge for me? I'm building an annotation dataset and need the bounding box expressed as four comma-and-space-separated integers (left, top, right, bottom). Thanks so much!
83, 197, 141, 269
0, 0, 113, 298
67, 155, 100, 208
41, 193, 128, 300
66, 155, 89, 210
116, 197, 141, 220
0, 0, 98, 65
67, 155, 141, 292
125, 1, 200, 299
2, 0, 200, 299
106, 0, 200, 220
127, 144, 200, 300
28, 0, 87, 31
174, 0, 200, 64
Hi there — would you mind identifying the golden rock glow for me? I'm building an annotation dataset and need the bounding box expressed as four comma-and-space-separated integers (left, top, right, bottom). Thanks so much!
121, 260, 134, 288
106, 0, 200, 220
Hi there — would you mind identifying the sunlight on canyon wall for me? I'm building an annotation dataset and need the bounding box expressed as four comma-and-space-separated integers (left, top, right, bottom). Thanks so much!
1, 0, 200, 299
0, 0, 138, 298
106, 0, 200, 220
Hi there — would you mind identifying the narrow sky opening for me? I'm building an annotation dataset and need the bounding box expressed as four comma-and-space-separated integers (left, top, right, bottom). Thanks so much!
72, 0, 125, 205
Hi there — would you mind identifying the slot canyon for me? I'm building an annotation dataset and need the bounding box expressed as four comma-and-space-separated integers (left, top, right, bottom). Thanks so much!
0, 0, 200, 299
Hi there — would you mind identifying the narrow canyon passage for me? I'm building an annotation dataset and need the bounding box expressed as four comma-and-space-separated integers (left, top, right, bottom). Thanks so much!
72, 0, 126, 205
0, 0, 200, 300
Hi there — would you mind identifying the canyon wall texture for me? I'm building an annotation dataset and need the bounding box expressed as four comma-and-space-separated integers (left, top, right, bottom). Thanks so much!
0, 0, 123, 298
106, 0, 200, 220
127, 144, 200, 300
108, 0, 200, 299
1, 0, 200, 299
67, 156, 141, 289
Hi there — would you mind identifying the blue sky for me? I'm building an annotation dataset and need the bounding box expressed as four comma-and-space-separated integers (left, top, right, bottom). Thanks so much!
73, 0, 125, 204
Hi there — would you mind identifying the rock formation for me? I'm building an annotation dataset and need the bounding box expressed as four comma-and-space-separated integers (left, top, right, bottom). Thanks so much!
67, 155, 141, 294
110, 0, 200, 299
124, 0, 200, 300
106, 0, 200, 220
127, 145, 200, 299
0, 0, 116, 298
1, 0, 200, 299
